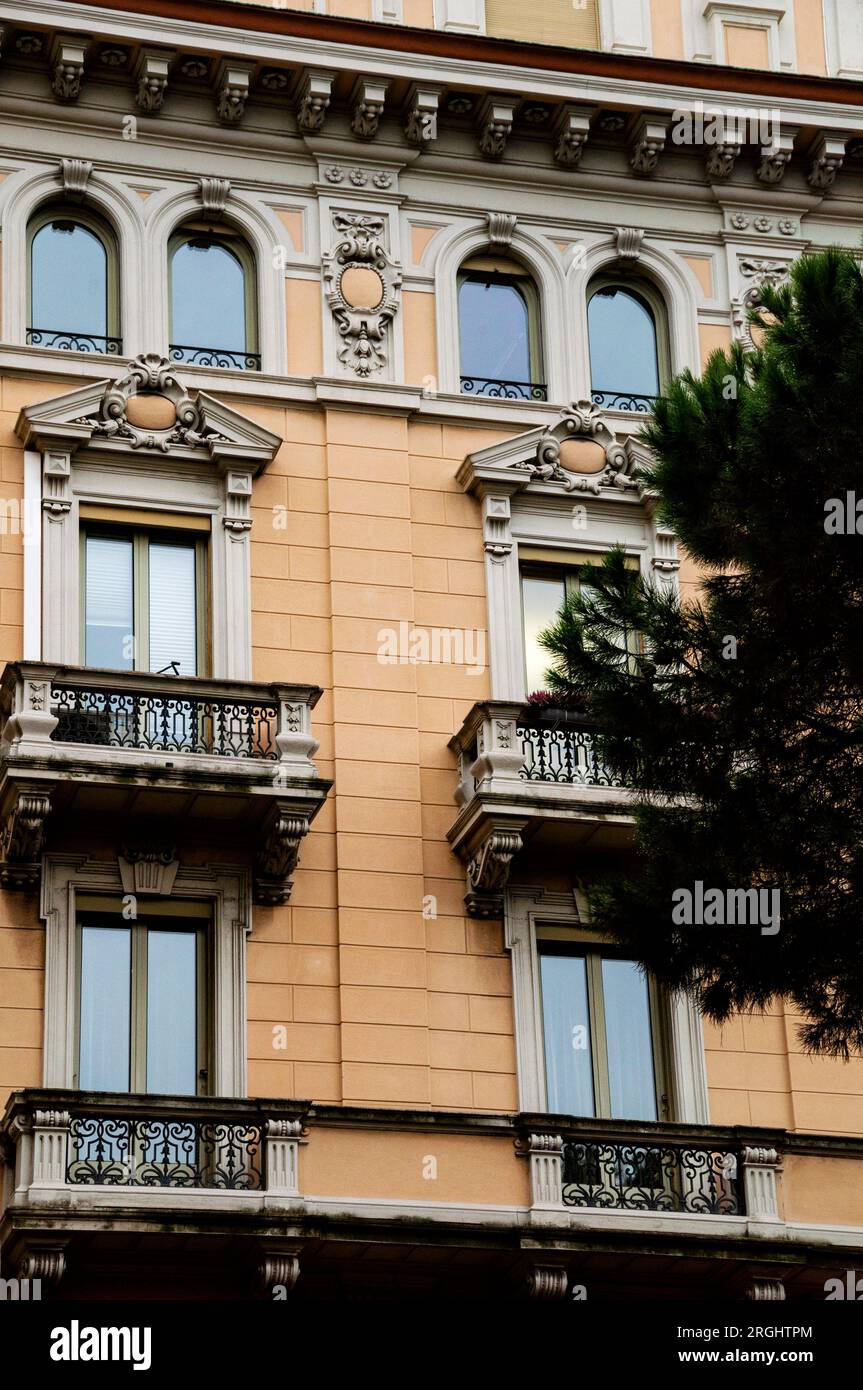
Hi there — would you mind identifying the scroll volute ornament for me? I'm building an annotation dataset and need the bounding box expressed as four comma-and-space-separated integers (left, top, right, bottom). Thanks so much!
323, 214, 402, 378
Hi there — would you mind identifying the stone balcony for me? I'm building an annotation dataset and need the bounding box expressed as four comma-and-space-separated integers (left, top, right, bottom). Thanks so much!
448, 701, 636, 916
3, 1089, 848, 1301
0, 661, 331, 904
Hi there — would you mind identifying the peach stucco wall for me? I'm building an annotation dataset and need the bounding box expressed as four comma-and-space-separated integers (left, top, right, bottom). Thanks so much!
2, 373, 863, 1190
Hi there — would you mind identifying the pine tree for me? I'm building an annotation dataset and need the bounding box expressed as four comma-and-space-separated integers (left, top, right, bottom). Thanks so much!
540, 246, 863, 1056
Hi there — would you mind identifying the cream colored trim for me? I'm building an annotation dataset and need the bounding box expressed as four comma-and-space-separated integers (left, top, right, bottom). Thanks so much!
41, 854, 250, 1097
23, 448, 41, 660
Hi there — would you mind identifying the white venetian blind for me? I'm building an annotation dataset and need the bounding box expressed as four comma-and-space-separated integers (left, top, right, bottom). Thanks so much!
148, 542, 198, 676
85, 535, 134, 669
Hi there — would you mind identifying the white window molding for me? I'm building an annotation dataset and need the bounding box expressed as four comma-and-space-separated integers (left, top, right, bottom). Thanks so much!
433, 0, 486, 34
598, 0, 653, 56
41, 854, 251, 1096
17, 360, 281, 679
457, 406, 679, 702
684, 0, 796, 71
505, 886, 710, 1122
823, 0, 863, 79
433, 220, 571, 403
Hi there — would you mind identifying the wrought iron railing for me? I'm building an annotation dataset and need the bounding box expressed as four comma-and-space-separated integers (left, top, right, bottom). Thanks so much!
27, 327, 123, 355
519, 718, 620, 787
50, 682, 280, 759
170, 344, 262, 371
562, 1138, 741, 1214
461, 376, 548, 402
66, 1113, 263, 1190
591, 389, 656, 412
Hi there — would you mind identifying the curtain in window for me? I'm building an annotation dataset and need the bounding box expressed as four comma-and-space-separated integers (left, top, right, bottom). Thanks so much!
540, 953, 595, 1116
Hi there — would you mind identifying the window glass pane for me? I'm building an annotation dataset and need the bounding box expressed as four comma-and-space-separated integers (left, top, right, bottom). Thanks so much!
540, 952, 595, 1116
459, 277, 531, 383
85, 535, 134, 669
31, 220, 108, 336
602, 958, 658, 1121
522, 573, 566, 694
148, 542, 198, 676
79, 924, 131, 1091
146, 929, 198, 1095
588, 287, 659, 397
171, 238, 246, 353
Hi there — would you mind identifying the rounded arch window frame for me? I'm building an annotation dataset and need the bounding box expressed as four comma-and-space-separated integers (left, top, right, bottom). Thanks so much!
585, 272, 670, 403
456, 254, 546, 397
167, 219, 259, 364
26, 201, 121, 349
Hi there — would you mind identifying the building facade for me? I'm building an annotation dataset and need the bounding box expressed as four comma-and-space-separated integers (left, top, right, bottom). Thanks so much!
0, 0, 862, 1302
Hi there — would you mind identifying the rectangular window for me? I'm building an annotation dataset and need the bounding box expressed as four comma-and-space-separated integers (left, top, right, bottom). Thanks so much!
520, 554, 642, 696
538, 933, 667, 1121
520, 563, 583, 695
82, 526, 207, 675
75, 900, 210, 1096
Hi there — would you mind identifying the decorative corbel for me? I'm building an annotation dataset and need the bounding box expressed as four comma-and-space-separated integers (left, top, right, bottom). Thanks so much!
18, 1244, 68, 1292
553, 105, 592, 166
477, 95, 518, 160
615, 226, 644, 264
60, 158, 92, 202
403, 83, 441, 147
258, 1249, 301, 1297
350, 77, 389, 140
807, 132, 847, 190
254, 805, 311, 905
487, 212, 517, 249
215, 60, 253, 125
200, 177, 231, 218
293, 68, 334, 133
223, 469, 253, 534
706, 139, 741, 180
482, 494, 513, 562
50, 35, 88, 102
0, 784, 54, 889
465, 824, 524, 918
525, 1267, 569, 1300
134, 47, 173, 113
629, 115, 668, 175
757, 129, 795, 185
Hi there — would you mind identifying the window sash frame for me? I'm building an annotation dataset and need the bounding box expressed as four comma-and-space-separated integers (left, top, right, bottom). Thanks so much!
586, 274, 669, 399
536, 930, 672, 1121
73, 898, 211, 1097
168, 223, 258, 357
457, 266, 544, 387
27, 204, 121, 343
80, 522, 210, 676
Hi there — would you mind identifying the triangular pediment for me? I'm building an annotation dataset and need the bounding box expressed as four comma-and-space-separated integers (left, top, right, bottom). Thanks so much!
16, 354, 280, 473
457, 400, 649, 500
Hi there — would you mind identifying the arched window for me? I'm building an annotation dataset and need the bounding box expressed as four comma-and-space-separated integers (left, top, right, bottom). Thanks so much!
458, 255, 545, 401
169, 225, 259, 371
28, 207, 120, 354
587, 279, 667, 412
